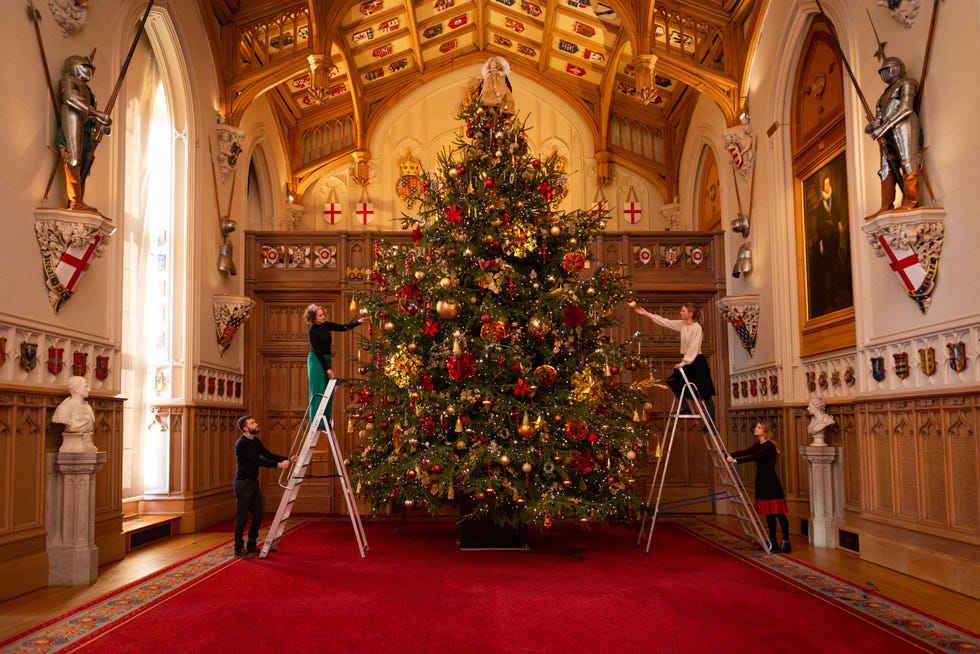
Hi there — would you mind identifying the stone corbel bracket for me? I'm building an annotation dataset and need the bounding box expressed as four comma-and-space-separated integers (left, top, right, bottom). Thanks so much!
716, 294, 760, 357
34, 209, 116, 313
721, 122, 756, 180
213, 294, 256, 356
215, 124, 245, 182
861, 208, 945, 314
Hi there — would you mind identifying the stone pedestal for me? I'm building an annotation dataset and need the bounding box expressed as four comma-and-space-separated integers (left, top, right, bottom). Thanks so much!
46, 450, 107, 585
799, 445, 843, 548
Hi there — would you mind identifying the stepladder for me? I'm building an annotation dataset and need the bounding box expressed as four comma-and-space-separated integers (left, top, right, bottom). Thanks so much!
637, 367, 772, 555
260, 379, 368, 558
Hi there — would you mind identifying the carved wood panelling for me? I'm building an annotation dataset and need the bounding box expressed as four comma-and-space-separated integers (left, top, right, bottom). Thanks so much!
857, 394, 979, 543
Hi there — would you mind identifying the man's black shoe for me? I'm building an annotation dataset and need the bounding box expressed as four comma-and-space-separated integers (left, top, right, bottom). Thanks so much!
246, 544, 261, 554
234, 548, 254, 559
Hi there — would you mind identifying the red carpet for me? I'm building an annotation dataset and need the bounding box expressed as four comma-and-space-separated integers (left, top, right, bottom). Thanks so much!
10, 519, 962, 653
7, 519, 980, 654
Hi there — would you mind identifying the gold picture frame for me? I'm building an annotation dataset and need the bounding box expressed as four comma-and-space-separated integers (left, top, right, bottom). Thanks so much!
796, 149, 855, 356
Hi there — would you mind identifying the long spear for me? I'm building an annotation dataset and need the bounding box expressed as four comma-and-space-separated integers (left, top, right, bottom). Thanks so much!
27, 1, 65, 205
813, 0, 905, 194
79, 1, 154, 184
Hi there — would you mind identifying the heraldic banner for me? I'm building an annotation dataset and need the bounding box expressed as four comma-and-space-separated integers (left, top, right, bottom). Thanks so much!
34, 209, 116, 313
213, 295, 256, 355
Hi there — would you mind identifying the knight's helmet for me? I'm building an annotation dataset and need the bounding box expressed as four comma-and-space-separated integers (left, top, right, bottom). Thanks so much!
878, 56, 905, 80
64, 55, 95, 79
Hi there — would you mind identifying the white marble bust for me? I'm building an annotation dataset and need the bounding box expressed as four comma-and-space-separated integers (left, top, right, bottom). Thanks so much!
53, 375, 97, 452
806, 395, 836, 446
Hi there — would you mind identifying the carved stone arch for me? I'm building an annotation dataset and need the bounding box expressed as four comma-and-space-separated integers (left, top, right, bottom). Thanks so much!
697, 145, 722, 232
245, 144, 276, 231
791, 14, 854, 356
791, 15, 847, 171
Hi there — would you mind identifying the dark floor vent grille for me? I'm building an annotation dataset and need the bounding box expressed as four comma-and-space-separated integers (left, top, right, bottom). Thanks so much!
839, 529, 860, 552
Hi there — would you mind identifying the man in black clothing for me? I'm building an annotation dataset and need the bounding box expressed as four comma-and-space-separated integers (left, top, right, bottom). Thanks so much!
233, 415, 296, 558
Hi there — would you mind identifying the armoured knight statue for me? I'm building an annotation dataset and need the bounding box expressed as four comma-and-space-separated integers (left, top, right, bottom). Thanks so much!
58, 54, 112, 211
865, 56, 922, 215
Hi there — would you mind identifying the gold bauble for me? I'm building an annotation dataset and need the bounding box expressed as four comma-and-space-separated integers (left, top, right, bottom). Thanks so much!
448, 167, 459, 178
415, 271, 426, 280
439, 277, 451, 288
387, 262, 397, 271
384, 321, 394, 331
455, 439, 467, 450
499, 455, 510, 466
435, 300, 459, 319
407, 342, 417, 353
521, 462, 532, 473
586, 287, 595, 296
550, 225, 561, 236
569, 238, 577, 246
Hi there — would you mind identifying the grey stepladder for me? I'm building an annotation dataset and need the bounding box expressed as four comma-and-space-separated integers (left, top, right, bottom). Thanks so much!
637, 367, 772, 555
260, 379, 368, 558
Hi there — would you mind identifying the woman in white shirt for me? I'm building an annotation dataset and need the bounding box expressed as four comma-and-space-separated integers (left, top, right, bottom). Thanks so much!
634, 303, 716, 422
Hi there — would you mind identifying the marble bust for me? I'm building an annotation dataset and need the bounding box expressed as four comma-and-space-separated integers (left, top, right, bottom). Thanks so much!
806, 395, 836, 446
53, 375, 97, 453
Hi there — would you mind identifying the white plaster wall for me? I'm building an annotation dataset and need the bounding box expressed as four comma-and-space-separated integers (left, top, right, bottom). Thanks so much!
736, 0, 980, 400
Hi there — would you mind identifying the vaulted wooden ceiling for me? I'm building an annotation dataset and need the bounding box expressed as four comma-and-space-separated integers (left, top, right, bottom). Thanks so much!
196, 0, 764, 198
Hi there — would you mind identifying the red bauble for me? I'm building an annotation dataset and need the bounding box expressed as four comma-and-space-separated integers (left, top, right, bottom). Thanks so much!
610, 366, 620, 374
484, 179, 494, 188
431, 464, 443, 474
532, 159, 541, 169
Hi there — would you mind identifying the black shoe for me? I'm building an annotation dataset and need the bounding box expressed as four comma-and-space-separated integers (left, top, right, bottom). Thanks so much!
234, 548, 254, 559
246, 543, 261, 554
779, 539, 792, 554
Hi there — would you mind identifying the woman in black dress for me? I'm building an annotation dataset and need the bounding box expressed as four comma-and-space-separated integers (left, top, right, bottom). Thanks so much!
726, 422, 791, 553
305, 304, 367, 429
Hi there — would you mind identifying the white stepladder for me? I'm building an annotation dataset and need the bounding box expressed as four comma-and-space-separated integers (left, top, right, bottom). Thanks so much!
259, 379, 368, 558
637, 367, 772, 555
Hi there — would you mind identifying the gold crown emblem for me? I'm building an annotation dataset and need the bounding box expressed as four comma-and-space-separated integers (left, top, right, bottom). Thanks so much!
398, 149, 422, 178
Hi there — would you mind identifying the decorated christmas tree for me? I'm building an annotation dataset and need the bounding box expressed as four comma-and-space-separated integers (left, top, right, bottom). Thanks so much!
348, 58, 649, 529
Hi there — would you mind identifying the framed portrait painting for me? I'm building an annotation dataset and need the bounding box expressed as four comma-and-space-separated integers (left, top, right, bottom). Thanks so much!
797, 149, 855, 355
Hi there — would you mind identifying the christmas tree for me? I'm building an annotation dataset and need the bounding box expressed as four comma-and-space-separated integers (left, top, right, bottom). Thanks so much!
348, 58, 649, 529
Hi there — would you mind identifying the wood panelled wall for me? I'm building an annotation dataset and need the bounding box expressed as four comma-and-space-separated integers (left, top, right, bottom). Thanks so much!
0, 388, 124, 602
732, 391, 980, 600
244, 230, 729, 516
140, 405, 245, 533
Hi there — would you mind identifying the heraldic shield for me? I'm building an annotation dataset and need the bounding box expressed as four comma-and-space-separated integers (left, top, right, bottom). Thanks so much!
893, 352, 910, 379
871, 356, 886, 382
34, 211, 115, 312
918, 347, 936, 376
947, 341, 967, 373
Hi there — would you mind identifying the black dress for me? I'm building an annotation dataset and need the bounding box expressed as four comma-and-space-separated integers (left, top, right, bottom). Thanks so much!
730, 440, 788, 515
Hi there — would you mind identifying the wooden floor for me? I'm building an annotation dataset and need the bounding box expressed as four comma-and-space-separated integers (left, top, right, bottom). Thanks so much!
2, 515, 979, 643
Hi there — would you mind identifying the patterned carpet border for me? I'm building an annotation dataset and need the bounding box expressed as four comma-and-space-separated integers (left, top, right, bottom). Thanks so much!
670, 517, 980, 654
4, 519, 980, 653
0, 522, 305, 654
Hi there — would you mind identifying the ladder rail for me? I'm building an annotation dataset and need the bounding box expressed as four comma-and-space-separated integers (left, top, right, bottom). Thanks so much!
639, 367, 772, 554
259, 379, 368, 558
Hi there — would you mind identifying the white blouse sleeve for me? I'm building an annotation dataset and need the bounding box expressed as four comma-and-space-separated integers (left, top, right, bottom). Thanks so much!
680, 323, 703, 364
